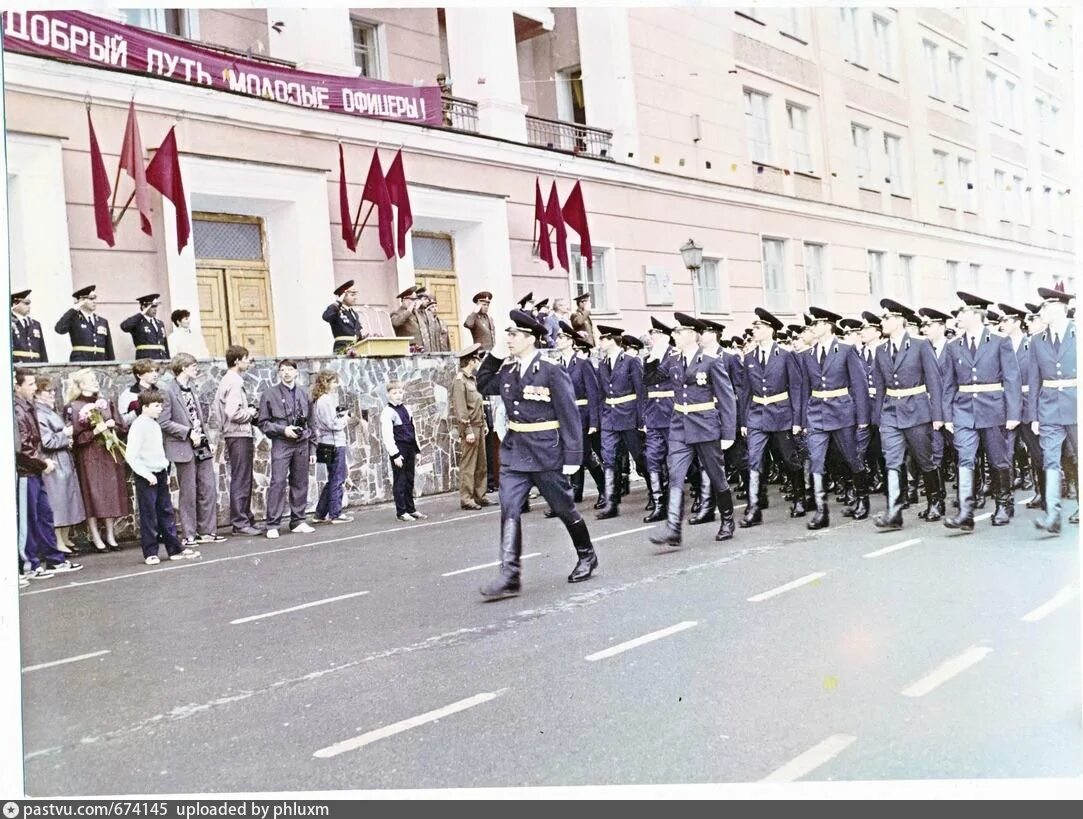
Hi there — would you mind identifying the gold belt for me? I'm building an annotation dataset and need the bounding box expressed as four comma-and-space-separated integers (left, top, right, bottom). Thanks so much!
752, 391, 789, 406
334, 335, 358, 342
508, 420, 560, 432
811, 388, 849, 399
135, 344, 166, 351
12, 350, 38, 358
674, 400, 717, 414
958, 383, 1003, 393
885, 385, 927, 398
605, 394, 637, 405
71, 346, 105, 354
1043, 379, 1077, 388
575, 399, 588, 406
647, 390, 674, 399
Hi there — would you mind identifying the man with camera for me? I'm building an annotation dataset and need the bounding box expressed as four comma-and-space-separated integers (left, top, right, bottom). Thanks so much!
160, 353, 226, 546
258, 359, 316, 539
213, 345, 261, 535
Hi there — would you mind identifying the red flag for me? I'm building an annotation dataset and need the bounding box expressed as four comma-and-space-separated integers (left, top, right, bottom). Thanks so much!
338, 144, 357, 252
561, 180, 592, 270
118, 101, 153, 235
145, 127, 191, 253
545, 181, 569, 270
385, 149, 413, 259
534, 178, 552, 269
87, 110, 115, 248
361, 150, 395, 260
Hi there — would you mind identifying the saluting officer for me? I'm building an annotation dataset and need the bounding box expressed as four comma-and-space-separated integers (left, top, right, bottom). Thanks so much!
55, 284, 115, 362
322, 280, 365, 354
474, 310, 599, 599
11, 289, 48, 363
740, 307, 808, 525
997, 302, 1046, 513
570, 291, 595, 348
594, 323, 649, 519
648, 312, 738, 548
463, 291, 496, 351
941, 292, 1022, 532
642, 317, 678, 523
390, 286, 424, 349
796, 307, 870, 530
119, 293, 169, 360
1027, 287, 1077, 534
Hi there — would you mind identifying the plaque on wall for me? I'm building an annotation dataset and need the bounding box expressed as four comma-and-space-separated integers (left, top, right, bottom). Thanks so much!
644, 265, 675, 306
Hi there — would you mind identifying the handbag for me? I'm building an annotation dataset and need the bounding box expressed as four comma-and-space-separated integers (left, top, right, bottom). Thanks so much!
315, 442, 338, 465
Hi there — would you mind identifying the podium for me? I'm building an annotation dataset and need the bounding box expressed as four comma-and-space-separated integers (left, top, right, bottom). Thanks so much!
346, 336, 413, 358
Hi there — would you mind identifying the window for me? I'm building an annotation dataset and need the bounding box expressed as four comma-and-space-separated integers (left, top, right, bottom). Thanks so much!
1050, 105, 1060, 147
883, 133, 905, 195
985, 71, 1000, 122
352, 19, 382, 78
744, 89, 772, 163
852, 123, 871, 181
556, 67, 586, 126
1042, 184, 1055, 231
1013, 176, 1028, 224
571, 245, 609, 312
840, 7, 864, 65
1035, 97, 1047, 143
958, 157, 974, 211
994, 169, 1007, 220
1029, 8, 1041, 53
697, 258, 724, 314
948, 53, 966, 106
1005, 268, 1017, 301
787, 103, 813, 172
1004, 80, 1018, 129
783, 8, 805, 39
867, 251, 886, 299
933, 150, 950, 207
1022, 270, 1035, 303
946, 260, 960, 292
762, 238, 788, 312
1043, 19, 1056, 64
899, 254, 916, 305
121, 8, 190, 36
969, 263, 982, 290
1057, 191, 1069, 235
872, 15, 895, 76
803, 243, 826, 304
923, 40, 941, 97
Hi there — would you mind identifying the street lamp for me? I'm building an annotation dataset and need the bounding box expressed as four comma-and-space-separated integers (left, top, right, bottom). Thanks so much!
679, 238, 703, 317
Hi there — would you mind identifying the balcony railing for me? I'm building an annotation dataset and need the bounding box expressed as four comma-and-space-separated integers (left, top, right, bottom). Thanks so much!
525, 114, 614, 160
440, 95, 479, 133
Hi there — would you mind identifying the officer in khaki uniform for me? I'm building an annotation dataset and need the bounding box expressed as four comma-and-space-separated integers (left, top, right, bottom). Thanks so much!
451, 343, 492, 510
390, 286, 424, 348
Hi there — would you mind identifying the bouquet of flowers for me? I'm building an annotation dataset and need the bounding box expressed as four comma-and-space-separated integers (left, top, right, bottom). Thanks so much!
79, 399, 126, 463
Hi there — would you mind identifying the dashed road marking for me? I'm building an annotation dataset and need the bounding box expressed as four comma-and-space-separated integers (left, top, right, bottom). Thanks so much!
747, 572, 827, 603
901, 645, 992, 698
22, 649, 110, 673
1022, 586, 1077, 622
863, 538, 921, 558
761, 734, 857, 782
230, 590, 370, 625
442, 553, 541, 577
585, 621, 698, 662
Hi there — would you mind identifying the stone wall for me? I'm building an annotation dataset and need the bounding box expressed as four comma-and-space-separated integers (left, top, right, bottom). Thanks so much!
25, 355, 462, 539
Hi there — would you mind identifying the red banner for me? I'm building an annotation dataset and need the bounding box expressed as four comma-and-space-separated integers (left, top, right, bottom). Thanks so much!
2, 10, 442, 126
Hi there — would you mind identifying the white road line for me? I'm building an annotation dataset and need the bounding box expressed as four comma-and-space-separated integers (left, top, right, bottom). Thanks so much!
229, 590, 370, 625
747, 572, 827, 603
761, 734, 857, 783
974, 512, 993, 522
1022, 586, 1078, 622
584, 620, 698, 662
313, 689, 507, 758
22, 649, 110, 673
594, 525, 654, 542
901, 645, 992, 698
441, 553, 541, 577
863, 538, 921, 559
22, 509, 501, 596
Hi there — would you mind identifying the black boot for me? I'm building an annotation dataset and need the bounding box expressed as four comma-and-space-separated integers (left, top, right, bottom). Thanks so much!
789, 468, 808, 517
587, 457, 605, 507
480, 518, 522, 600
739, 469, 763, 528
1034, 468, 1062, 534
649, 482, 684, 549
1026, 467, 1046, 510
643, 472, 667, 523
919, 469, 945, 522
850, 470, 871, 521
807, 474, 829, 530
565, 518, 598, 582
688, 469, 716, 525
757, 475, 769, 510
873, 468, 905, 530
944, 466, 976, 532
689, 467, 703, 514
716, 489, 736, 541
991, 468, 1011, 526
595, 468, 620, 519
570, 467, 585, 504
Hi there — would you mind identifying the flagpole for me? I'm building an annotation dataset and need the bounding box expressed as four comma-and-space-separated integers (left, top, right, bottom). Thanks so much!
108, 160, 124, 220
352, 202, 376, 247
111, 191, 136, 229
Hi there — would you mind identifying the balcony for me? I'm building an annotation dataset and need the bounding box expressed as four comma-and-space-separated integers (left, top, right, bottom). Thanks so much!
525, 114, 614, 160
439, 95, 479, 133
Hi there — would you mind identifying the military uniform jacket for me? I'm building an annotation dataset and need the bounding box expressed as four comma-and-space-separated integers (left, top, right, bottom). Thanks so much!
450, 370, 486, 434
322, 303, 364, 353
597, 351, 644, 431
463, 310, 496, 350
390, 305, 423, 347
642, 349, 678, 430
1027, 321, 1077, 426
871, 333, 945, 429
476, 351, 583, 471
740, 342, 804, 432
119, 313, 169, 360
564, 353, 602, 430
570, 308, 595, 347
859, 344, 877, 401
11, 314, 48, 362
941, 330, 1021, 429
665, 347, 737, 444
1011, 336, 1035, 423
55, 308, 114, 362
797, 340, 870, 431
722, 351, 747, 428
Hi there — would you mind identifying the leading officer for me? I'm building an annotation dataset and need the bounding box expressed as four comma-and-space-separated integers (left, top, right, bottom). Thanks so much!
119, 293, 170, 360
323, 280, 366, 354
55, 284, 115, 362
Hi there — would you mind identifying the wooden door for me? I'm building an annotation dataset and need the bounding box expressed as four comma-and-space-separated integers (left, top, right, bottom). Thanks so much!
196, 267, 230, 358
416, 274, 460, 350
226, 268, 275, 357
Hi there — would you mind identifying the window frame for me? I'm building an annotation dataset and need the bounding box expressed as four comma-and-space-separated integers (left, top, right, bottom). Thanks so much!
802, 241, 827, 307
872, 13, 896, 77
883, 132, 906, 196
840, 7, 865, 67
923, 39, 941, 98
899, 253, 916, 305
761, 237, 790, 314
994, 169, 1008, 221
957, 156, 975, 212
867, 250, 886, 300
350, 16, 388, 80
696, 256, 730, 317
744, 88, 773, 164
947, 52, 967, 107
946, 259, 960, 292
933, 149, 951, 208
570, 243, 617, 315
985, 70, 1001, 123
786, 102, 813, 173
851, 122, 872, 182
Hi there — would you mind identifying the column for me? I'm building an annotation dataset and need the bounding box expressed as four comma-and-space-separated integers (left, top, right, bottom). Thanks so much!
576, 7, 640, 162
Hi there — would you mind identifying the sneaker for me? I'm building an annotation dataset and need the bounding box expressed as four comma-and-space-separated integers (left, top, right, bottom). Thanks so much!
181, 537, 198, 547
19, 576, 30, 588
232, 526, 262, 536
266, 528, 280, 539
397, 513, 416, 522
144, 556, 161, 566
312, 516, 331, 525
290, 522, 315, 534
409, 511, 429, 520
330, 514, 354, 524
48, 561, 84, 574
169, 548, 201, 561
26, 566, 55, 580
198, 533, 227, 543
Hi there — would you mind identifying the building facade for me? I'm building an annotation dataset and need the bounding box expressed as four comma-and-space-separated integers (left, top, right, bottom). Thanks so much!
4, 6, 1076, 361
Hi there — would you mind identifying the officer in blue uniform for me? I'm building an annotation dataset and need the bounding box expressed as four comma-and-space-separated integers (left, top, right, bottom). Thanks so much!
322, 280, 366, 354
856, 311, 886, 496
941, 292, 1022, 531
649, 312, 738, 548
1027, 287, 1077, 534
55, 285, 115, 362
119, 293, 169, 360
642, 317, 678, 523
795, 306, 869, 530
739, 307, 808, 525
474, 310, 599, 599
869, 299, 945, 531
595, 323, 648, 519
701, 319, 750, 511
915, 306, 956, 516
998, 302, 1046, 513
11, 289, 48, 363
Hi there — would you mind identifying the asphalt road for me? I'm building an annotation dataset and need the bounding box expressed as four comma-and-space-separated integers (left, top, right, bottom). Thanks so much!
16, 482, 1082, 795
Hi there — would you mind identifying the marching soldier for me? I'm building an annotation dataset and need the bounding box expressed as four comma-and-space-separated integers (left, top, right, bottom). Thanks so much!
1027, 287, 1077, 534
11, 289, 47, 363
390, 286, 424, 349
55, 284, 115, 362
119, 294, 169, 361
570, 291, 596, 348
594, 324, 649, 519
740, 308, 809, 525
322, 280, 366, 354
463, 291, 496, 351
451, 343, 491, 510
474, 310, 599, 599
870, 299, 945, 531
998, 302, 1046, 513
941, 292, 1022, 532
918, 307, 956, 513
642, 318, 677, 523
858, 311, 885, 496
796, 307, 870, 530
648, 312, 737, 548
